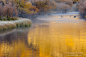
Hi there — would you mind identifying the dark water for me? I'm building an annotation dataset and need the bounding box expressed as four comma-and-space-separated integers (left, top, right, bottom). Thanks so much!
0, 12, 86, 57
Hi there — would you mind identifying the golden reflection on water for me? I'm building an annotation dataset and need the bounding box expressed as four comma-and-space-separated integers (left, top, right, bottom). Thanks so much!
0, 15, 86, 57
0, 39, 39, 57
0, 28, 39, 57
28, 16, 86, 57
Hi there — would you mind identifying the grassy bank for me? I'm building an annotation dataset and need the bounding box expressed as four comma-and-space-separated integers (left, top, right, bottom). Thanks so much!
0, 18, 31, 31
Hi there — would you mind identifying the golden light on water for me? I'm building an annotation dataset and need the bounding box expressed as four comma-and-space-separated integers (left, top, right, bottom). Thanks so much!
28, 16, 86, 57
0, 38, 39, 57
0, 15, 86, 57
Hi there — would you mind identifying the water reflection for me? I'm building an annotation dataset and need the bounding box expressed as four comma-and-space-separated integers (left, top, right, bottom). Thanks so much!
28, 15, 86, 57
0, 28, 39, 57
0, 14, 86, 57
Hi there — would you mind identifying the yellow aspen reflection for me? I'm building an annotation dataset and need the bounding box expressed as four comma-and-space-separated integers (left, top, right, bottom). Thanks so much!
1, 15, 86, 57
0, 38, 39, 57
65, 35, 74, 47
27, 19, 86, 57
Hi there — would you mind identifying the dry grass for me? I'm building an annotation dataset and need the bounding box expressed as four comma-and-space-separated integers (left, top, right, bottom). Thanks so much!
0, 18, 32, 31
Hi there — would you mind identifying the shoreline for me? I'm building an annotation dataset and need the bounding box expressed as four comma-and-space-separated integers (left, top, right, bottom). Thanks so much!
0, 18, 32, 31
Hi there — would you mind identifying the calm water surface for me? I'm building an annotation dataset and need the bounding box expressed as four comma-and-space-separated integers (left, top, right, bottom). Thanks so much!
0, 12, 86, 57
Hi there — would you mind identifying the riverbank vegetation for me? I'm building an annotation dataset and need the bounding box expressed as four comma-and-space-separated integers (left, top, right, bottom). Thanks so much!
0, 3, 18, 21
0, 0, 81, 18
0, 18, 31, 31
0, 0, 85, 19
79, 0, 86, 18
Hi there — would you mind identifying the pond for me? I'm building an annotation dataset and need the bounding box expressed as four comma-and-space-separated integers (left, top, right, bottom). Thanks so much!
0, 12, 86, 57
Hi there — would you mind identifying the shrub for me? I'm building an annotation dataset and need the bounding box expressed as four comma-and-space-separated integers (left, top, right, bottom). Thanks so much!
55, 3, 70, 13
0, 4, 3, 19
73, 0, 81, 2
72, 2, 79, 11
54, 0, 63, 3
55, 0, 73, 6
3, 3, 18, 17
50, 1, 57, 9
33, 0, 57, 12
14, 0, 39, 14
79, 1, 86, 18
0, 2, 18, 20
63, 0, 73, 6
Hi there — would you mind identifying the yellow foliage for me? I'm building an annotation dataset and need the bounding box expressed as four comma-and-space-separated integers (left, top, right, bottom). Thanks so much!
1, 0, 6, 3
14, 0, 39, 14
34, 0, 57, 12
24, 2, 32, 9
50, 1, 57, 9
44, 5, 52, 12
84, 15, 86, 18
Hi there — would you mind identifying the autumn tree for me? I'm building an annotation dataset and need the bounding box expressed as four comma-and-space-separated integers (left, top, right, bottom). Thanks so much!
79, 1, 86, 18
33, 0, 57, 12
13, 0, 39, 14
0, 4, 2, 19
0, 2, 18, 20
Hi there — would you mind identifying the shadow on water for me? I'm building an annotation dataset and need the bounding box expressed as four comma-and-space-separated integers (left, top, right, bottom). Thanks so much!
0, 27, 39, 57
